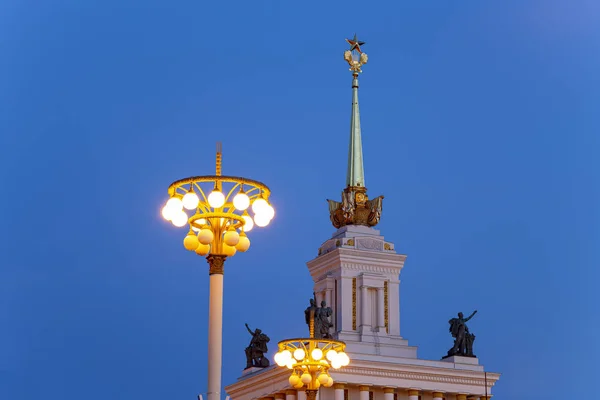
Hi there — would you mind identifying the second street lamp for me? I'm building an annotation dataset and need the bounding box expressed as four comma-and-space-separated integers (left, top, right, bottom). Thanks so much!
161, 142, 275, 400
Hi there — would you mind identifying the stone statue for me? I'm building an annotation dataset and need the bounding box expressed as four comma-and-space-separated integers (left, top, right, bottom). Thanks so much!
444, 310, 477, 358
244, 323, 270, 369
316, 300, 334, 339
304, 298, 317, 327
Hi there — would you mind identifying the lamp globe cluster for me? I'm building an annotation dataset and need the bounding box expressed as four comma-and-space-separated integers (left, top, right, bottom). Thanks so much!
161, 157, 274, 258
274, 340, 350, 391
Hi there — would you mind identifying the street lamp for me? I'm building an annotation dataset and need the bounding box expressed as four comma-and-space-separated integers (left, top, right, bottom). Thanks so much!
273, 308, 350, 400
161, 142, 275, 400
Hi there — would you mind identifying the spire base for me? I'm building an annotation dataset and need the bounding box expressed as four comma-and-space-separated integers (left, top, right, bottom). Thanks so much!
327, 186, 383, 229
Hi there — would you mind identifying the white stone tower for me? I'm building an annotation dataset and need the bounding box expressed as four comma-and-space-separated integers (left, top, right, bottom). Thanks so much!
225, 36, 500, 400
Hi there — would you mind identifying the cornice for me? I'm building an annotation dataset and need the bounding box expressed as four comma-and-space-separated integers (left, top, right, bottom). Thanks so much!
225, 360, 500, 398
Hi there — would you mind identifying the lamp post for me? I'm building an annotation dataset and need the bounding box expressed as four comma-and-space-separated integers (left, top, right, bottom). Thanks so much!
273, 307, 350, 400
161, 142, 275, 400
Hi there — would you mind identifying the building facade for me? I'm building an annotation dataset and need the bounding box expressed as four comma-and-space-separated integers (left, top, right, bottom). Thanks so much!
225, 38, 499, 400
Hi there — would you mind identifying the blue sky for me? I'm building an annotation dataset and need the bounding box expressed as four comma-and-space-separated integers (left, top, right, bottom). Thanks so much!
1, 1, 599, 399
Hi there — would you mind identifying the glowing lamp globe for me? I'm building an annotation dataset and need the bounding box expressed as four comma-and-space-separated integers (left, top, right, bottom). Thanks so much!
223, 230, 240, 246
286, 360, 294, 369
338, 352, 350, 366
254, 213, 270, 227
182, 191, 200, 210
311, 348, 323, 360
197, 229, 214, 245
222, 244, 236, 257
326, 350, 337, 361
331, 358, 342, 369
162, 205, 173, 221
261, 204, 275, 220
280, 350, 292, 362
300, 372, 312, 384
242, 215, 254, 232
207, 190, 225, 208
195, 243, 210, 256
289, 374, 300, 386
233, 192, 250, 211
235, 234, 250, 252
324, 377, 334, 387
172, 210, 188, 227
293, 349, 305, 361
274, 353, 284, 367
166, 197, 183, 212
318, 373, 329, 385
183, 232, 199, 251
293, 381, 304, 389
251, 198, 268, 214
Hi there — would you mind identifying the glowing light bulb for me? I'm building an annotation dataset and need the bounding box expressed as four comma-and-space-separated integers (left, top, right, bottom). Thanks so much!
195, 243, 210, 256
311, 348, 323, 361
235, 233, 250, 252
326, 350, 338, 362
207, 190, 225, 208
183, 232, 199, 251
171, 210, 188, 227
166, 197, 183, 211
223, 229, 240, 246
162, 205, 174, 221
293, 349, 306, 361
289, 374, 300, 386
222, 244, 236, 257
197, 228, 214, 245
251, 198, 268, 214
254, 213, 270, 227
182, 191, 200, 210
300, 373, 312, 384
260, 204, 275, 220
242, 215, 254, 232
233, 192, 250, 211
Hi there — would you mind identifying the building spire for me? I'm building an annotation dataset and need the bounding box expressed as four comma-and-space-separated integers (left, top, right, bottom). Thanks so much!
345, 34, 367, 189
327, 35, 383, 229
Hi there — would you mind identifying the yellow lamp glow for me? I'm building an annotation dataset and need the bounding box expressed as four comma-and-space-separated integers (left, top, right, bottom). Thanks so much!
242, 215, 254, 232
222, 244, 236, 257
166, 197, 183, 211
293, 348, 306, 361
300, 373, 312, 384
326, 350, 337, 361
251, 198, 268, 214
223, 229, 240, 246
182, 191, 200, 210
197, 229, 214, 245
207, 190, 225, 208
183, 232, 199, 251
236, 233, 250, 252
162, 205, 173, 221
318, 373, 329, 385
172, 210, 188, 227
311, 348, 323, 360
233, 192, 250, 211
195, 243, 210, 256
254, 213, 270, 227
289, 374, 300, 386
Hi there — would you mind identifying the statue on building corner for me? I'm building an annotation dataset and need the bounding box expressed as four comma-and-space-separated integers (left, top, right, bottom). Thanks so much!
316, 300, 334, 339
244, 323, 270, 369
305, 294, 334, 339
443, 310, 477, 358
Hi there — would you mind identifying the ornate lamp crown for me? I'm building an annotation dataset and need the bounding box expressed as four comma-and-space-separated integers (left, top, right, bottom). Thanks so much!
161, 142, 275, 263
273, 295, 350, 400
327, 35, 384, 229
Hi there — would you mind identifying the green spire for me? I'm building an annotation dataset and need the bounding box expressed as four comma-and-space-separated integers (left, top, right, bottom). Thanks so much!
346, 75, 365, 188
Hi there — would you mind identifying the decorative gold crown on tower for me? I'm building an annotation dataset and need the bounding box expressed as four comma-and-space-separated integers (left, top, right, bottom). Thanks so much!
327, 35, 383, 229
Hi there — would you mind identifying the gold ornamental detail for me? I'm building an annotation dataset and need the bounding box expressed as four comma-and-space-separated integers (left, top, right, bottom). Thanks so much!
328, 188, 383, 229
352, 278, 357, 330
384, 281, 389, 333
